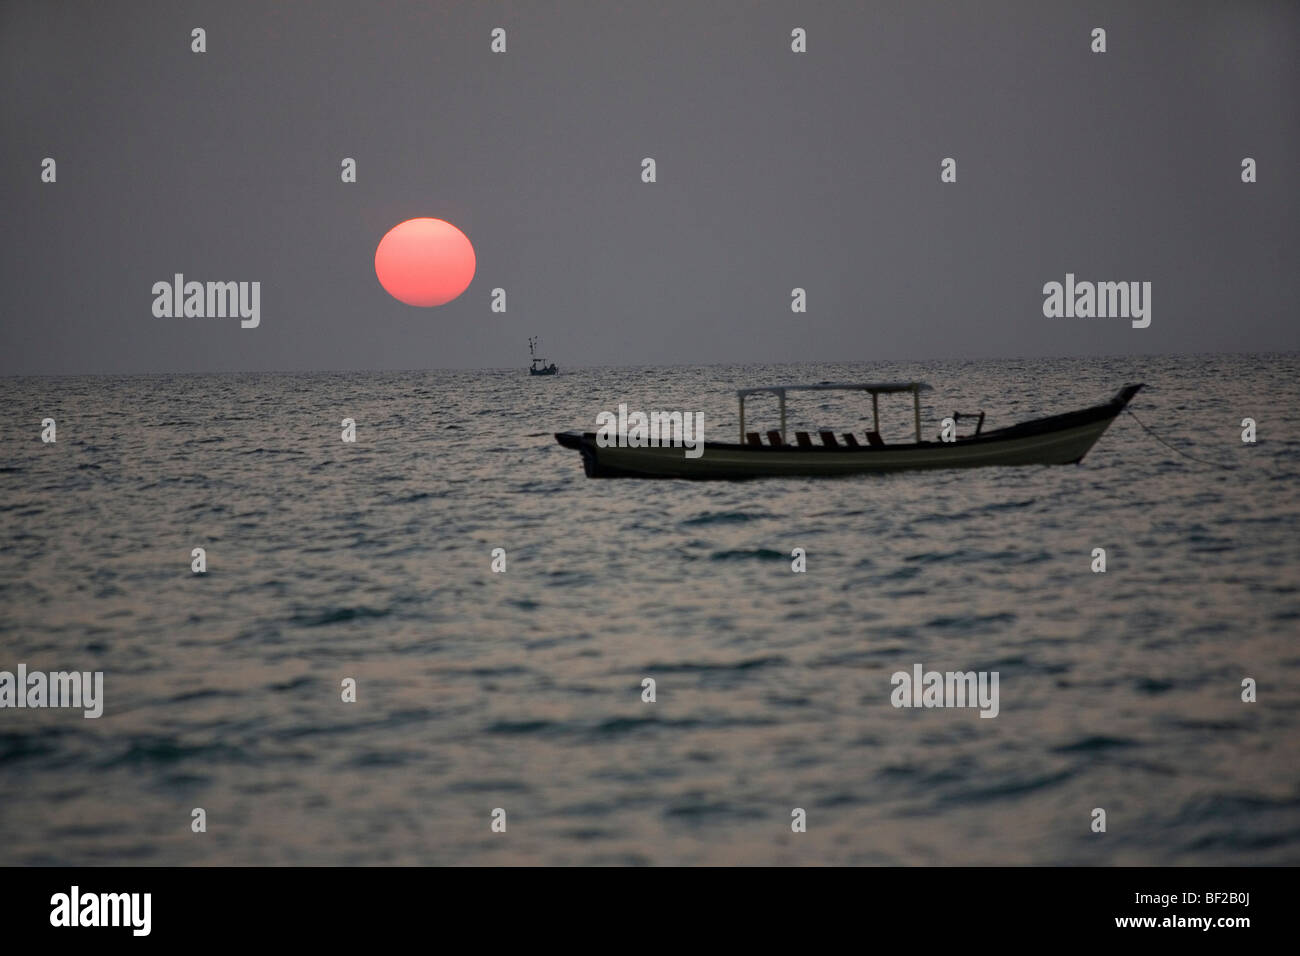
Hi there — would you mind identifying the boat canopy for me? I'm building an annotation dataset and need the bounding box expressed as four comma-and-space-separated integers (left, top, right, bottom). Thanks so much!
735, 382, 931, 398
736, 382, 932, 444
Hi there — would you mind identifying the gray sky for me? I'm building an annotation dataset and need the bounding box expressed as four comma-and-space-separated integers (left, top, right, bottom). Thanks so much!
2, 0, 1297, 375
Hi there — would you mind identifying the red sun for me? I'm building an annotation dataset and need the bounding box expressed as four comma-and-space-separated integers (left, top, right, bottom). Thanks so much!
374, 217, 476, 306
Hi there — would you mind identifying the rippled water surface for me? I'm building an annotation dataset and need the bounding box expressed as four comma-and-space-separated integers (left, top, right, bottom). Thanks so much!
1, 354, 1298, 865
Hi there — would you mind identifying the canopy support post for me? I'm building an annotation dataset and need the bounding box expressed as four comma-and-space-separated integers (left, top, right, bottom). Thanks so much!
738, 395, 745, 443
913, 385, 922, 443
779, 392, 786, 445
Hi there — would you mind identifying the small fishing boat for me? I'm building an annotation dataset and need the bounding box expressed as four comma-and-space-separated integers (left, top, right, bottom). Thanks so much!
555, 382, 1144, 479
529, 337, 558, 376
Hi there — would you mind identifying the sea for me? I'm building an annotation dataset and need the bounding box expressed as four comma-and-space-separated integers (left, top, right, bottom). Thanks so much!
1, 352, 1297, 865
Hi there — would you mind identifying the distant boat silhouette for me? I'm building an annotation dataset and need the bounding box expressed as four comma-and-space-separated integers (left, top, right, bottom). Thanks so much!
529, 336, 558, 376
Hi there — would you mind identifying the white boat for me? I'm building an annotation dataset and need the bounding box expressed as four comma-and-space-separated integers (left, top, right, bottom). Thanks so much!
555, 382, 1144, 479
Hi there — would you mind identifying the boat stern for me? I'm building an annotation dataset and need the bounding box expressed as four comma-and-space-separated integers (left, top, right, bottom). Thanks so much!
554, 431, 602, 476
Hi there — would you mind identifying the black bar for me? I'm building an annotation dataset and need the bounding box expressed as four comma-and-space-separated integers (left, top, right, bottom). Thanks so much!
2, 866, 1278, 942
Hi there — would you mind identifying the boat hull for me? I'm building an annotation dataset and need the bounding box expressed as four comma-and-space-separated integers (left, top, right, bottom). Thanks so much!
555, 384, 1142, 480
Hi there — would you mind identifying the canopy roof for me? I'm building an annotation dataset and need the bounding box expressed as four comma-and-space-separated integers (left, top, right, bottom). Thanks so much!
736, 381, 931, 398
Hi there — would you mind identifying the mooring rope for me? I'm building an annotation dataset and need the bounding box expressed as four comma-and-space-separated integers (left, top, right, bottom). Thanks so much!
1123, 407, 1238, 470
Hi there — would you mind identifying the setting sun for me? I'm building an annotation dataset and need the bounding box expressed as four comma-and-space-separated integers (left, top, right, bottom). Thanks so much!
374, 217, 476, 307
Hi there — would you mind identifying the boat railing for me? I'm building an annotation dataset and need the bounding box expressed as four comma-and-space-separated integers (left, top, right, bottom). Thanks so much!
951, 410, 986, 438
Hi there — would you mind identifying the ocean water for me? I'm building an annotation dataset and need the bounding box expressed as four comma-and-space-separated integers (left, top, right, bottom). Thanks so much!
1, 353, 1298, 865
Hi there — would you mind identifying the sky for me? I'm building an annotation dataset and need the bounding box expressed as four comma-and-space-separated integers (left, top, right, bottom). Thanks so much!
2, 0, 1297, 375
